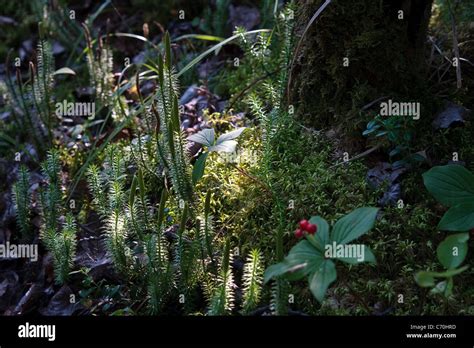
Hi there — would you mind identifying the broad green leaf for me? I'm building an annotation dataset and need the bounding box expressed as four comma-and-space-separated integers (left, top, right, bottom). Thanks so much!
332, 207, 379, 244
209, 140, 238, 153
415, 265, 468, 287
264, 240, 324, 283
337, 245, 376, 264
309, 260, 337, 303
285, 267, 309, 281
415, 271, 436, 287
438, 265, 469, 277
436, 233, 469, 269
309, 216, 329, 250
188, 129, 215, 147
438, 203, 474, 231
216, 127, 246, 144
445, 277, 454, 297
264, 263, 286, 282
264, 262, 301, 283
192, 152, 208, 184
423, 165, 474, 206
284, 241, 324, 271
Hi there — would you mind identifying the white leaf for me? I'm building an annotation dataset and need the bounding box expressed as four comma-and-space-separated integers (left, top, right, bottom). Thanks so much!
53, 67, 76, 76
216, 127, 246, 145
209, 140, 237, 153
187, 128, 215, 147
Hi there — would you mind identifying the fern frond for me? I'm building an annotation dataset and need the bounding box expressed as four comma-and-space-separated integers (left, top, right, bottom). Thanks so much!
168, 130, 193, 202
109, 179, 125, 212
247, 93, 267, 122
270, 278, 289, 316
207, 240, 235, 316
153, 34, 193, 203
86, 164, 109, 217
39, 150, 62, 237
105, 211, 130, 274
197, 215, 214, 261
208, 267, 235, 316
37, 151, 77, 285
85, 33, 114, 106
241, 249, 264, 314
12, 165, 32, 241
41, 149, 61, 184
27, 40, 55, 144
52, 213, 77, 284
146, 233, 173, 314
34, 40, 54, 108
104, 144, 127, 184
276, 4, 295, 96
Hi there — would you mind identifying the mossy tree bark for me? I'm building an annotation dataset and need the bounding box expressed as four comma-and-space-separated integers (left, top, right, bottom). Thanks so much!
291, 0, 434, 129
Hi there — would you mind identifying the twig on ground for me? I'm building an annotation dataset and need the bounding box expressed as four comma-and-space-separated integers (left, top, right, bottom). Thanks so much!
330, 144, 382, 169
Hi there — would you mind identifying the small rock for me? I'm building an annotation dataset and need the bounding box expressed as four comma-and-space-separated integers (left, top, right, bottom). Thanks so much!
0, 16, 17, 25
432, 102, 471, 129
181, 118, 192, 129
229, 5, 261, 31
12, 283, 44, 315
180, 85, 198, 105
40, 285, 79, 316
367, 162, 406, 207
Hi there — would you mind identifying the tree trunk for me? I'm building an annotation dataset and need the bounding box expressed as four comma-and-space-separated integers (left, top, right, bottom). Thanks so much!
291, 0, 434, 129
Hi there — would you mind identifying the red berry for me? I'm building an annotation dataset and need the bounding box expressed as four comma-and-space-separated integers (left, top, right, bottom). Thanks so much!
306, 224, 317, 235
299, 219, 310, 231
294, 229, 304, 239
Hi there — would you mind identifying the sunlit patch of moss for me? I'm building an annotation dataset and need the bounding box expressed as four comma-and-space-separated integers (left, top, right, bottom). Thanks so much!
197, 119, 378, 254
195, 114, 472, 314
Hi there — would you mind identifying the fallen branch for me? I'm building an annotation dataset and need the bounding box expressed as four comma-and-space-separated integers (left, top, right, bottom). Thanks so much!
330, 144, 382, 169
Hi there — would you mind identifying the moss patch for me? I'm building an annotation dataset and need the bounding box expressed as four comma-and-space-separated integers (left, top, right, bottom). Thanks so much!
291, 0, 434, 130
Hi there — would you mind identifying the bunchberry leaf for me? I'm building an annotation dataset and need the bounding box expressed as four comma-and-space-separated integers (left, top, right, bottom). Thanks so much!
423, 165, 474, 206
209, 140, 238, 153
215, 127, 246, 143
438, 203, 474, 231
264, 240, 324, 283
192, 152, 208, 184
436, 233, 469, 269
188, 128, 215, 147
332, 207, 379, 245
309, 260, 337, 303
337, 246, 376, 264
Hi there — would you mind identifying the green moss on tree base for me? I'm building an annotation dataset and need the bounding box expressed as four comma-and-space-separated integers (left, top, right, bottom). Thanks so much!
291, 0, 434, 130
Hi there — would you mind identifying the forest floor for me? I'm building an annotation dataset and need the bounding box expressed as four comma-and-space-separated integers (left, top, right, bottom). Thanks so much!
0, 1, 473, 316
